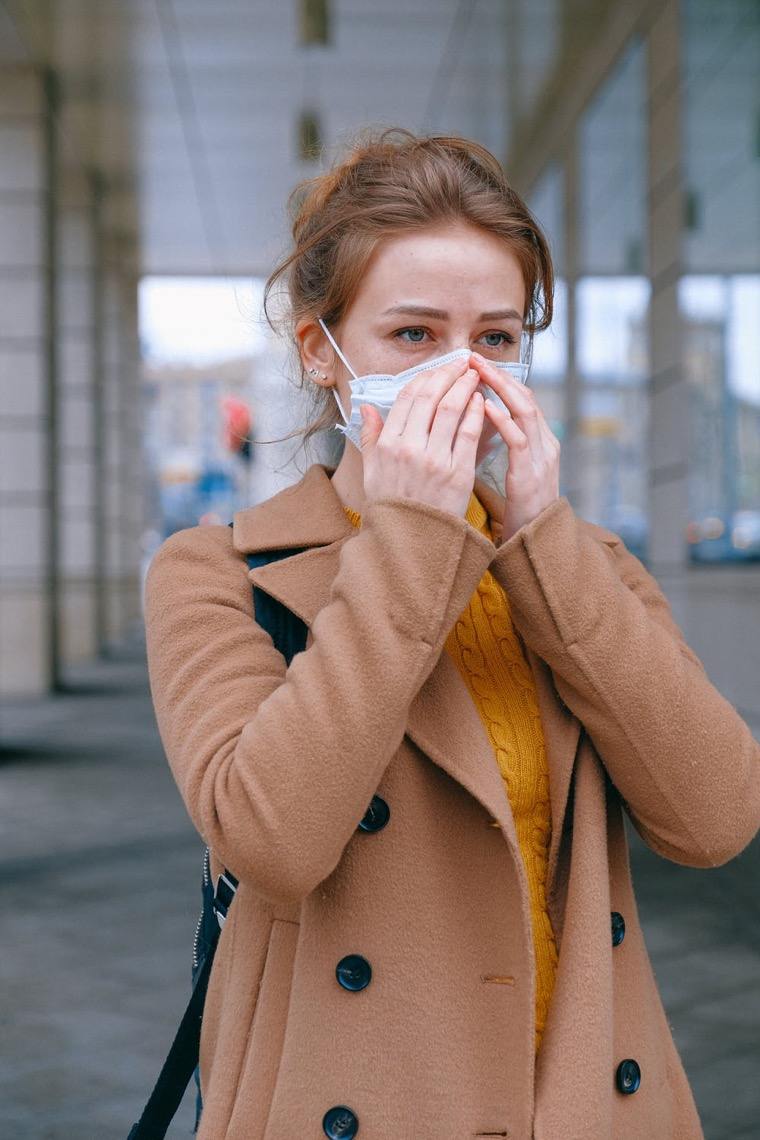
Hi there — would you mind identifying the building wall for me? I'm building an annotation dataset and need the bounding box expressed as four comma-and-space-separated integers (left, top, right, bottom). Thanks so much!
0, 66, 142, 697
510, 0, 760, 732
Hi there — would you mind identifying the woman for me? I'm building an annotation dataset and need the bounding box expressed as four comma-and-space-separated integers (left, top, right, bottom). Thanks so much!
143, 129, 760, 1140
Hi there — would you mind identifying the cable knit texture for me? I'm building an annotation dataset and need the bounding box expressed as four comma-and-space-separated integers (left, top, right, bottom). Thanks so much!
342, 491, 559, 1054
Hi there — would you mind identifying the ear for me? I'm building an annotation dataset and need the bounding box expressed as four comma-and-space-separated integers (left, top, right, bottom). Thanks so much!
295, 317, 335, 389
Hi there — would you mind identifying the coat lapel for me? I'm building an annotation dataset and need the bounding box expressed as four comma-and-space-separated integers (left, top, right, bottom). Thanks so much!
231, 463, 582, 904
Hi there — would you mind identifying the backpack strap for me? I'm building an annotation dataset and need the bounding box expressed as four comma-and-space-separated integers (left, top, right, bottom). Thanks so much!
211, 532, 309, 928
127, 531, 309, 1140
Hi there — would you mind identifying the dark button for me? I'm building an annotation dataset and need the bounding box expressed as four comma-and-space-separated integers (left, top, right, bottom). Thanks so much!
323, 1105, 359, 1138
615, 1058, 641, 1094
357, 795, 389, 833
611, 911, 626, 947
336, 954, 372, 991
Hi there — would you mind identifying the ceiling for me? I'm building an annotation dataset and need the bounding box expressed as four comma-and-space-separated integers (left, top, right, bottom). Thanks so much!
3, 1, 754, 280
0, 0, 516, 276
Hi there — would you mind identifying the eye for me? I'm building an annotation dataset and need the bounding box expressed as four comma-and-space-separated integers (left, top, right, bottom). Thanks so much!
394, 326, 429, 344
479, 331, 517, 350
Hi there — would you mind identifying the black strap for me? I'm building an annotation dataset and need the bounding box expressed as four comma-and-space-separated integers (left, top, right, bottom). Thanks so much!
127, 950, 215, 1140
127, 530, 308, 1139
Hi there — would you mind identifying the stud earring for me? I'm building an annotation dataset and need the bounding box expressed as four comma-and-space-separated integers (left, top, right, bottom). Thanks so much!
308, 367, 327, 379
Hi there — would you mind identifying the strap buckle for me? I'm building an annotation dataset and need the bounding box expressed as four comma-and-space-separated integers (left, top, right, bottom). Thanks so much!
213, 870, 239, 929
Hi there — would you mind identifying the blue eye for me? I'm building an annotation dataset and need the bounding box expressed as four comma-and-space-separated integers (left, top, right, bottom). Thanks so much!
481, 332, 515, 348
395, 327, 428, 344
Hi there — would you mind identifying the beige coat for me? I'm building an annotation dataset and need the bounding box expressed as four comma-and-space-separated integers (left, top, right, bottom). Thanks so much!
143, 461, 760, 1140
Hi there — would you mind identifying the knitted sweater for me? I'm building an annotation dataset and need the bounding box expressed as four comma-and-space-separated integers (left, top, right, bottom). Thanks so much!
341, 490, 559, 1054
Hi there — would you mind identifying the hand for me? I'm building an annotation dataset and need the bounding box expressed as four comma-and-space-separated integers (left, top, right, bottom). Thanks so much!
470, 351, 561, 544
358, 357, 486, 519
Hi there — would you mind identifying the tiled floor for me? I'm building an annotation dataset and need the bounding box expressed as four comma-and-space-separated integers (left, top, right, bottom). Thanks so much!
1, 630, 758, 1138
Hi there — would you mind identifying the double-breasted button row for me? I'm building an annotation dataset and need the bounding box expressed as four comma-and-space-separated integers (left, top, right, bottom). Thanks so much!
321, 799, 389, 1133
610, 913, 637, 1093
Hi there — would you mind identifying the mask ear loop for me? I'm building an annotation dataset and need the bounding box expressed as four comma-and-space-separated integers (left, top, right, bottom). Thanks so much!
318, 317, 359, 380
318, 317, 359, 427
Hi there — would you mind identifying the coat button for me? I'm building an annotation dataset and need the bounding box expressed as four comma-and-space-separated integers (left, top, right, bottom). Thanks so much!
615, 1058, 641, 1094
336, 954, 372, 991
611, 911, 626, 947
323, 1105, 359, 1138
357, 795, 389, 832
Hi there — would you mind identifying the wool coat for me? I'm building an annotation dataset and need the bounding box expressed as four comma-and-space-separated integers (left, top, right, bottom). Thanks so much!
143, 461, 760, 1140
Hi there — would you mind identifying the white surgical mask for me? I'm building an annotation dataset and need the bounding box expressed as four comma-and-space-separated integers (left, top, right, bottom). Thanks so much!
318, 317, 530, 456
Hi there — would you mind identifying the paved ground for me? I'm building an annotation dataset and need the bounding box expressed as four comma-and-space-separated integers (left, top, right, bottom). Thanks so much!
1, 628, 758, 1139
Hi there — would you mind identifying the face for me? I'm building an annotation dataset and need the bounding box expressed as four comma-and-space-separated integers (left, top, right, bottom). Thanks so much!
298, 220, 527, 427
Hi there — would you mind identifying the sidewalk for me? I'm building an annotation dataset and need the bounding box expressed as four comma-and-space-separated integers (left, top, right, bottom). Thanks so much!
0, 630, 758, 1138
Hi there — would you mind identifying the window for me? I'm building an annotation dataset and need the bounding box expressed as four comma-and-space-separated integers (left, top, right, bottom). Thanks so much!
682, 0, 760, 562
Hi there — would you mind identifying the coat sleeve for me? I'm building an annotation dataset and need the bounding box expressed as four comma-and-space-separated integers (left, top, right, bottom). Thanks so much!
488, 495, 760, 868
143, 497, 495, 906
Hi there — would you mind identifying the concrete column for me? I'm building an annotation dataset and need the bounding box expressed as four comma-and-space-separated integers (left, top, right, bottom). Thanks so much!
101, 254, 142, 647
57, 166, 98, 666
0, 66, 57, 696
646, 0, 688, 574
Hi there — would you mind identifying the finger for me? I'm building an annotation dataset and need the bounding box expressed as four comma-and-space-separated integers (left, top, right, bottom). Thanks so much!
382, 356, 470, 439
424, 368, 481, 454
470, 351, 538, 423
482, 398, 530, 463
478, 377, 546, 466
359, 403, 384, 453
451, 390, 485, 471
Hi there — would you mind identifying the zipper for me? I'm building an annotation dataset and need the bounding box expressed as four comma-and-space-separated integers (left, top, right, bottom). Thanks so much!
192, 909, 204, 973
192, 847, 212, 973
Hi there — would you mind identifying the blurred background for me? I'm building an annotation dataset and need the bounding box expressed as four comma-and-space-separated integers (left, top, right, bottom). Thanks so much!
0, 1, 758, 1136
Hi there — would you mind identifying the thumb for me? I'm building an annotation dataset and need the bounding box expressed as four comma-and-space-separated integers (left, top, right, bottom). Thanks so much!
359, 404, 383, 452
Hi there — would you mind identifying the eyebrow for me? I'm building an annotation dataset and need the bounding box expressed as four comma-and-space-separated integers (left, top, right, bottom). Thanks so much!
381, 303, 524, 323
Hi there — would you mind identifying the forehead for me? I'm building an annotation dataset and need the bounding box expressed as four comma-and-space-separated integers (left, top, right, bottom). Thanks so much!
354, 222, 525, 312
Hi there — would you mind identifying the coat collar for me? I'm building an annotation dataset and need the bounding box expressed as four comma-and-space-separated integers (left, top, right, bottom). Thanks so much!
232, 463, 580, 917
231, 461, 507, 554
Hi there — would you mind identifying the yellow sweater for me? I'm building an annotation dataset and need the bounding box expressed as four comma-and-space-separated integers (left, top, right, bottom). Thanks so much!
342, 491, 559, 1053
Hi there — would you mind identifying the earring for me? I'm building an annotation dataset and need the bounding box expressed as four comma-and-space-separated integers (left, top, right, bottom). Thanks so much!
308, 367, 327, 379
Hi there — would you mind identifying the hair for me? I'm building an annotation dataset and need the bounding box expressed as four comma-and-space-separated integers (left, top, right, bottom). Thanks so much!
257, 126, 554, 478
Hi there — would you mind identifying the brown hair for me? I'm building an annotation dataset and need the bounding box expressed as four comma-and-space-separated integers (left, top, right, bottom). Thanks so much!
259, 126, 554, 469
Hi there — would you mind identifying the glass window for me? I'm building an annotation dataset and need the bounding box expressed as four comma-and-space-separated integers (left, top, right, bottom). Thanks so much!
681, 275, 760, 562
511, 0, 562, 122
576, 38, 648, 559
576, 278, 650, 559
682, 0, 760, 563
529, 161, 565, 277
578, 38, 646, 276
683, 0, 760, 274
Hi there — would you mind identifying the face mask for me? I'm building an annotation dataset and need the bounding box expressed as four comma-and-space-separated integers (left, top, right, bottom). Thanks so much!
318, 317, 530, 456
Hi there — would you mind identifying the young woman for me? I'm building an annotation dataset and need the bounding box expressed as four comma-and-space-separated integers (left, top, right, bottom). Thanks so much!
143, 129, 760, 1140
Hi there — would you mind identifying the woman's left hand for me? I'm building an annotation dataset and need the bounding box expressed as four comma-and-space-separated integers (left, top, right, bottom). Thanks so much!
470, 351, 561, 544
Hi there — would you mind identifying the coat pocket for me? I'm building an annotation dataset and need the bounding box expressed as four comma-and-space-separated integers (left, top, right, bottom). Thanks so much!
228, 918, 300, 1138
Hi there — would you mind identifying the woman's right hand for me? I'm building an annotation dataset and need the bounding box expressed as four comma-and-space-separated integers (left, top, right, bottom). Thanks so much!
359, 356, 485, 519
